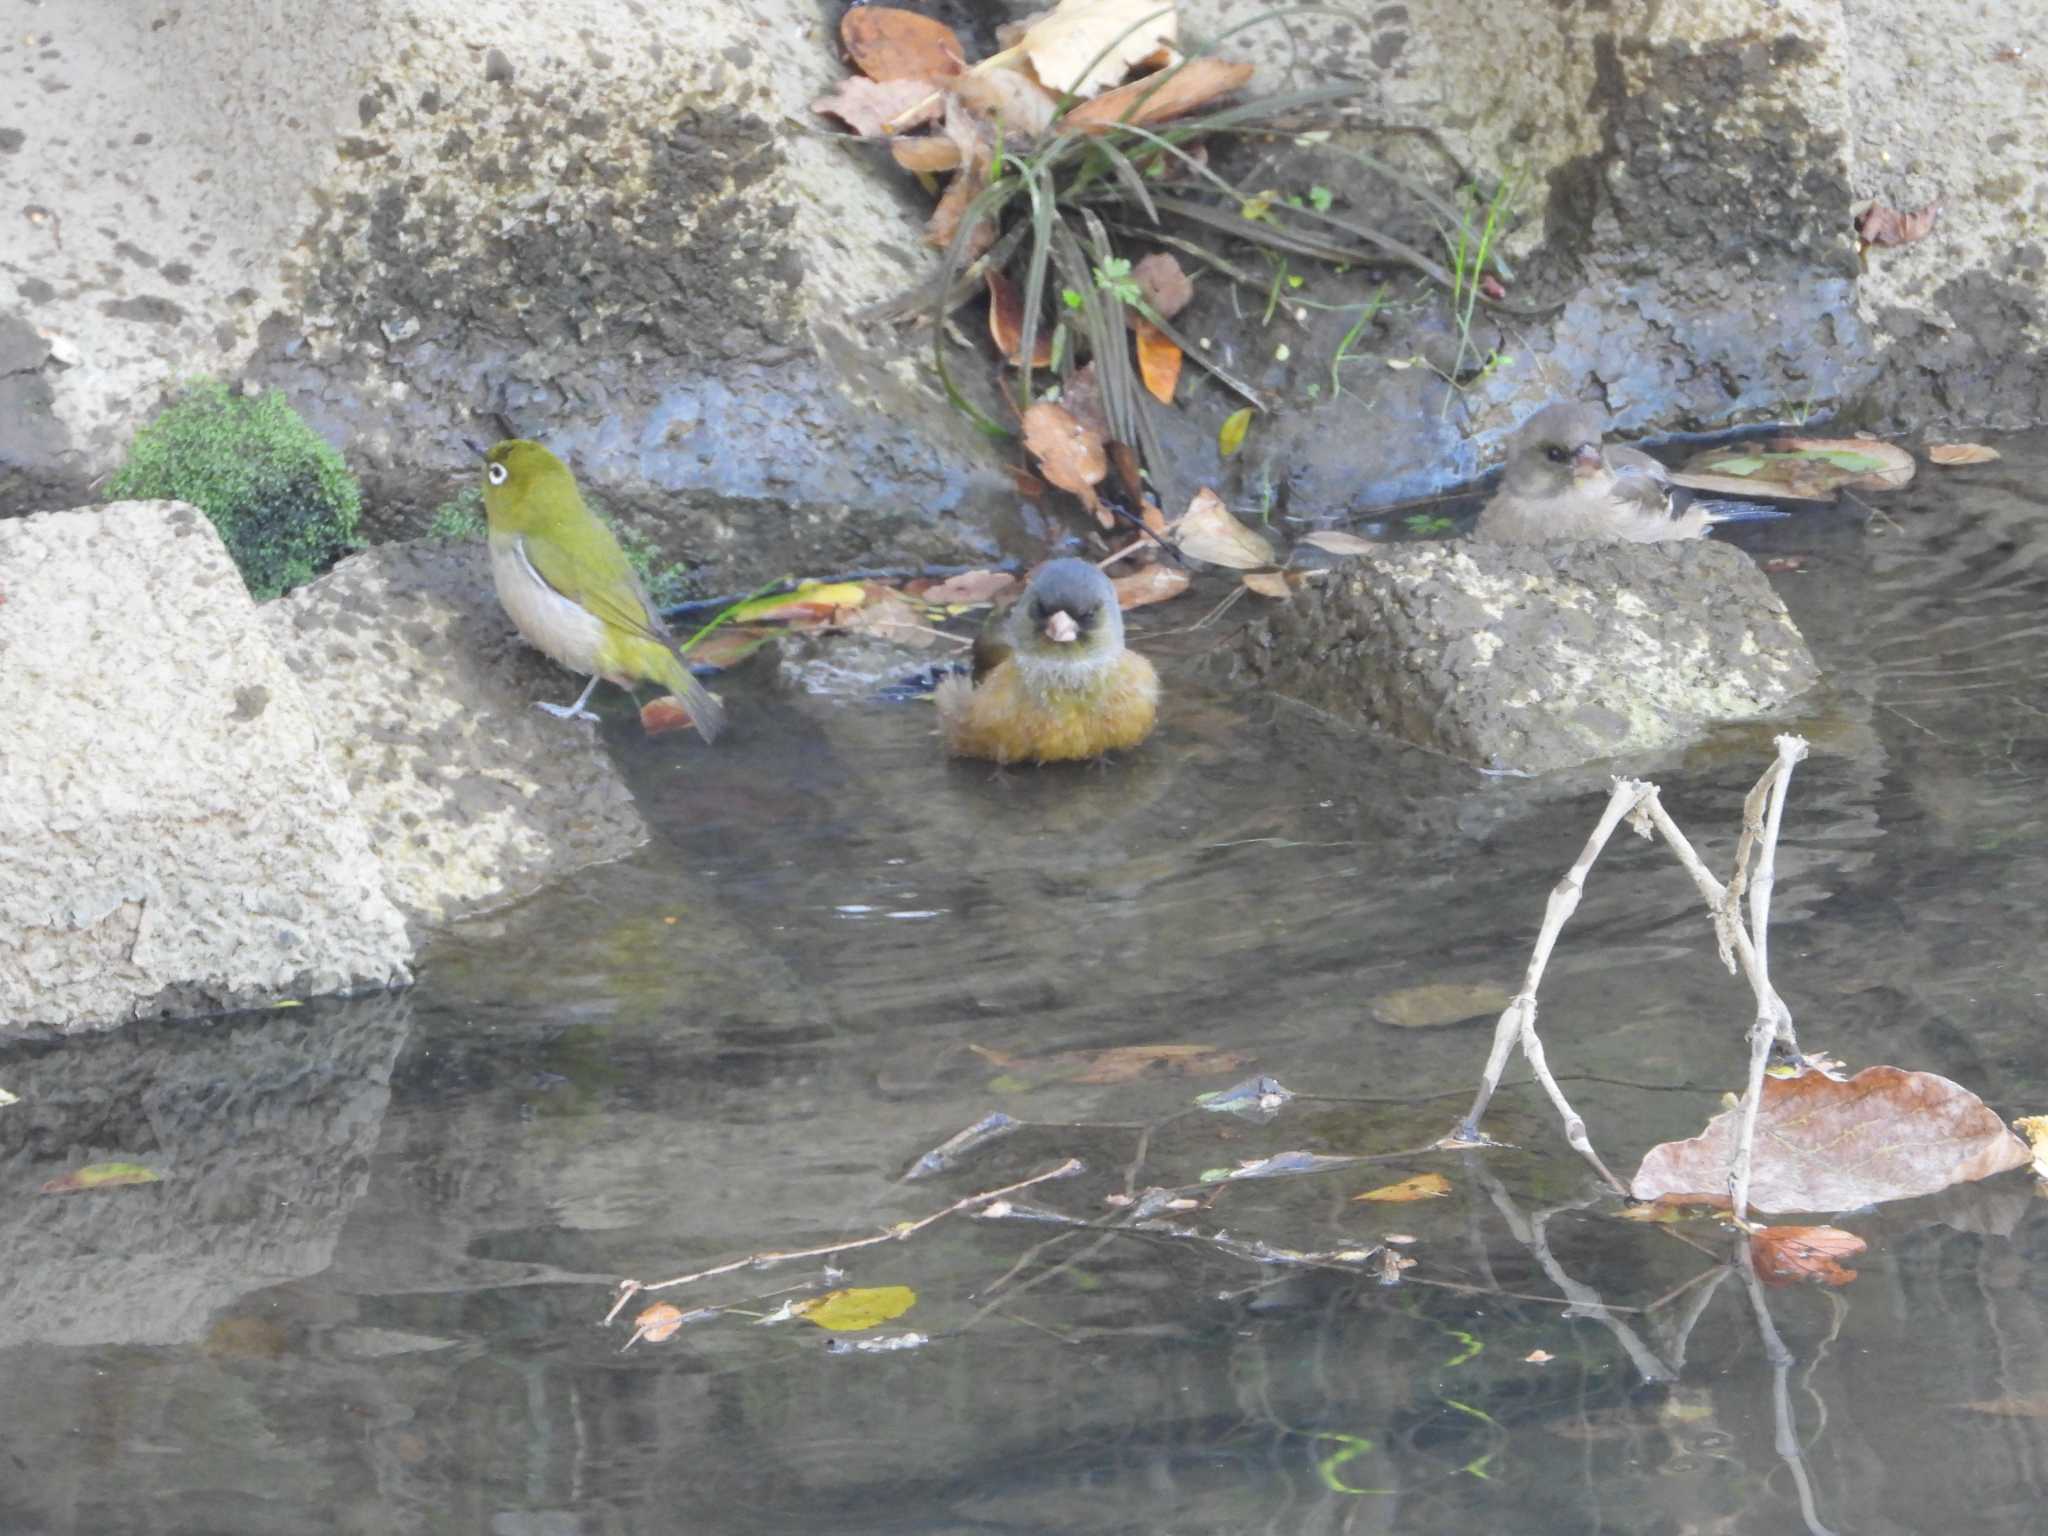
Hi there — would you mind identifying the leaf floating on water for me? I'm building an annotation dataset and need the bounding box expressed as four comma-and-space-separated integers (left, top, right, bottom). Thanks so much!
1134, 318, 1182, 404
1616, 1193, 1732, 1223
1240, 570, 1292, 600
1218, 407, 1253, 458
1298, 530, 1380, 556
1371, 982, 1512, 1030
1525, 1350, 1555, 1364
1672, 437, 1914, 500
902, 1112, 1023, 1180
40, 1162, 162, 1195
640, 694, 706, 737
796, 1285, 918, 1332
1173, 487, 1274, 569
969, 1041, 1250, 1086
916, 569, 1017, 607
1195, 1074, 1295, 1120
1352, 1173, 1452, 1204
1630, 1064, 2032, 1212
1200, 1150, 1365, 1184
841, 6, 966, 81
1111, 562, 1191, 610
629, 1303, 689, 1348
1927, 442, 2001, 465
1750, 1224, 1866, 1287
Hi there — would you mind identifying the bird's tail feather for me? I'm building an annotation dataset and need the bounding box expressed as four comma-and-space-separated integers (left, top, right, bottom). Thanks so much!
1699, 498, 1792, 525
647, 643, 726, 743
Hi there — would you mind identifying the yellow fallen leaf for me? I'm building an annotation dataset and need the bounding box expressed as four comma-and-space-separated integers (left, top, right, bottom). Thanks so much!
40, 1161, 162, 1195
1240, 571, 1291, 599
1352, 1172, 1451, 1203
1134, 318, 1182, 404
796, 1285, 918, 1332
633, 1303, 686, 1344
1172, 487, 1274, 569
1218, 406, 1252, 457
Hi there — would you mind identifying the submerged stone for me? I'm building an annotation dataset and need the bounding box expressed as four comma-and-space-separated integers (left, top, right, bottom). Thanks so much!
1234, 538, 1818, 774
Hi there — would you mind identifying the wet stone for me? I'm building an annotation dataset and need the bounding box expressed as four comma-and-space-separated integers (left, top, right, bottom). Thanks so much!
1233, 538, 1819, 774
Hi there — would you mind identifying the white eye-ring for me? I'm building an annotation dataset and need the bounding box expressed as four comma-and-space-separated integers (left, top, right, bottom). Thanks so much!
487, 461, 508, 485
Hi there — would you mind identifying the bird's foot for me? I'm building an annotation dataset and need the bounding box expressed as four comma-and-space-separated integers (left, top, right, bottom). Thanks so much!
534, 700, 600, 723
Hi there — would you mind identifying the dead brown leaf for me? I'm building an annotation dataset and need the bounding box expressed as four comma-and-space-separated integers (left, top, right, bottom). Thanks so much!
951, 66, 1060, 139
1060, 57, 1255, 134
1059, 364, 1111, 442
1856, 200, 1939, 252
842, 6, 966, 81
969, 1041, 1250, 1085
1241, 570, 1292, 600
841, 583, 941, 648
986, 270, 1054, 367
640, 694, 708, 736
1299, 529, 1381, 557
1021, 402, 1108, 515
892, 135, 962, 174
1112, 562, 1190, 609
1134, 317, 1182, 404
1010, 0, 1179, 97
1750, 1224, 1866, 1287
632, 1302, 687, 1345
812, 76, 943, 137
919, 569, 1017, 606
1172, 487, 1275, 569
1927, 442, 2001, 465
925, 165, 994, 261
1132, 252, 1195, 319
1630, 1064, 2032, 1213
1353, 1172, 1452, 1204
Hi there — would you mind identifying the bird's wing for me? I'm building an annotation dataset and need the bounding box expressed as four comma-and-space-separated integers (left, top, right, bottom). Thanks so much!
518, 530, 675, 647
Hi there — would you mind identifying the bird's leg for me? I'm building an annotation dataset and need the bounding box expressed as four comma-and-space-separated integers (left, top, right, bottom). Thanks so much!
536, 674, 602, 722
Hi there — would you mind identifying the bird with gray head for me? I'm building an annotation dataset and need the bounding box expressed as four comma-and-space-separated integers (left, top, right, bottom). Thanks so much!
1474, 402, 1775, 546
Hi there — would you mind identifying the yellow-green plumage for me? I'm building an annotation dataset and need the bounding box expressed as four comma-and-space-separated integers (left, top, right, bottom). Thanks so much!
936, 558, 1157, 764
480, 440, 723, 742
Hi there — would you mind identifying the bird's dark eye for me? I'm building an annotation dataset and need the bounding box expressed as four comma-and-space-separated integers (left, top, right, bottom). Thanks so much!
487, 461, 509, 485
1544, 445, 1570, 464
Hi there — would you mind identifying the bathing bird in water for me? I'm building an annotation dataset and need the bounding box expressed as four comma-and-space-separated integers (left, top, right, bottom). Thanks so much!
480, 439, 723, 742
1474, 402, 1777, 545
936, 557, 1157, 765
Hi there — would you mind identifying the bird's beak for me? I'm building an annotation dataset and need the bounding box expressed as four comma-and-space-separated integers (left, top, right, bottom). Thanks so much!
1043, 609, 1081, 644
1572, 443, 1604, 478
462, 437, 488, 459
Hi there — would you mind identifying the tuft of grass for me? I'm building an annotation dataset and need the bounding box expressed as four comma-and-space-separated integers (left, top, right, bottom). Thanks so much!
1436, 173, 1520, 397
426, 485, 486, 541
106, 380, 360, 599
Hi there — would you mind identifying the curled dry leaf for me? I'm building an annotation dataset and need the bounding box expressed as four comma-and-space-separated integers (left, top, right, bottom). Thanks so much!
986, 270, 1054, 367
951, 66, 1060, 138
1060, 57, 1256, 134
1299, 529, 1381, 557
1011, 0, 1179, 98
1112, 562, 1191, 609
1630, 1064, 2032, 1213
1134, 317, 1182, 403
1021, 401, 1108, 513
1750, 1224, 1866, 1287
813, 76, 943, 137
842, 6, 966, 81
1172, 487, 1275, 569
1352, 1172, 1452, 1204
640, 694, 708, 736
1240, 570, 1292, 600
892, 135, 962, 174
1927, 442, 2001, 466
1856, 200, 1939, 251
1132, 252, 1195, 319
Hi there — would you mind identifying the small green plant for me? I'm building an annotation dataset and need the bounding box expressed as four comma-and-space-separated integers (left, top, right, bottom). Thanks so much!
426, 485, 486, 541
426, 481, 686, 606
107, 380, 360, 599
1329, 283, 1389, 400
1435, 173, 1520, 401
1405, 512, 1455, 535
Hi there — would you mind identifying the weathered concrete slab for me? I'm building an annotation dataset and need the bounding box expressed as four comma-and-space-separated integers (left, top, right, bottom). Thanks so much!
1234, 539, 1819, 774
0, 502, 413, 1030
261, 538, 651, 931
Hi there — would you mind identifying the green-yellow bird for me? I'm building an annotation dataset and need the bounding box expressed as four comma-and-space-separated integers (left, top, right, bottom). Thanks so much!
480, 440, 723, 742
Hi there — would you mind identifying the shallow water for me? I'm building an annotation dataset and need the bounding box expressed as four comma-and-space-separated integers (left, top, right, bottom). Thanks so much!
5, 436, 2048, 1536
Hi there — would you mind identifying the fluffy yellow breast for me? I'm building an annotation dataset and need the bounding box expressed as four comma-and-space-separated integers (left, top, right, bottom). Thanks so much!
936, 650, 1158, 764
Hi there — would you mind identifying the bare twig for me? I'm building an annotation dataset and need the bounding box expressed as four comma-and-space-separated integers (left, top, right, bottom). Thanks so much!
603, 1158, 1085, 1324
